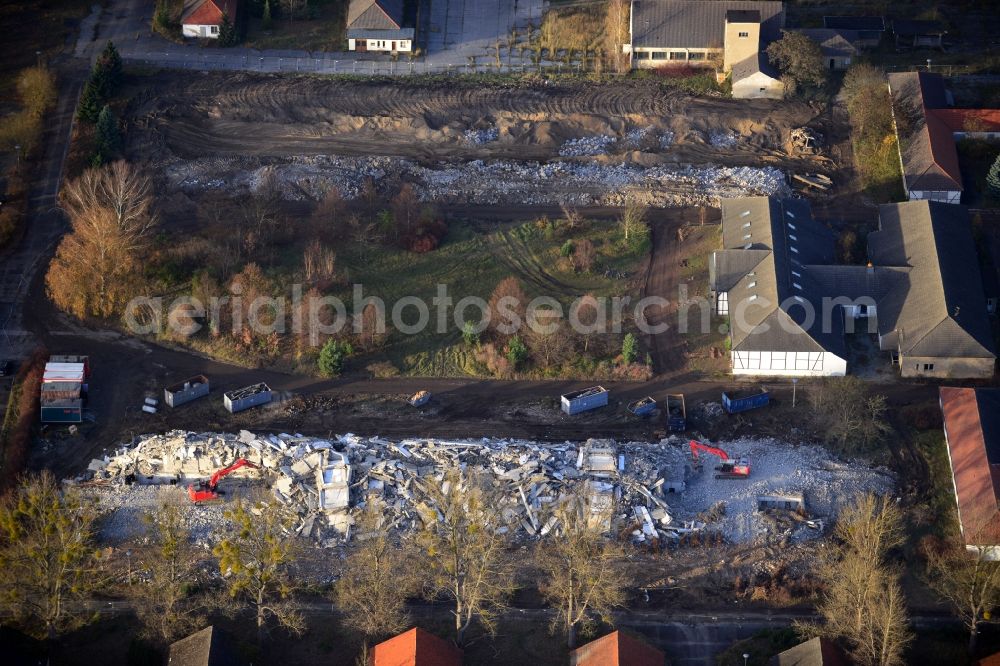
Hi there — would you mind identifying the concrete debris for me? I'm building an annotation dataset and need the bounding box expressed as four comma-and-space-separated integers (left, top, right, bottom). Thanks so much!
167, 155, 790, 208
464, 126, 499, 145
559, 135, 617, 157
71, 431, 893, 550
709, 131, 739, 148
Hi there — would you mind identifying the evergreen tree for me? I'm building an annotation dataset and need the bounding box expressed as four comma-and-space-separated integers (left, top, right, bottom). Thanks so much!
505, 335, 528, 368
318, 339, 352, 377
218, 14, 237, 47
76, 80, 102, 123
621, 332, 638, 364
262, 0, 273, 29
987, 153, 1000, 199
99, 41, 123, 91
95, 105, 122, 161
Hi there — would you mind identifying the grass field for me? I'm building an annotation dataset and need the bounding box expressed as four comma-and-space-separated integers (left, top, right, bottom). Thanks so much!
327, 219, 649, 377
243, 0, 348, 52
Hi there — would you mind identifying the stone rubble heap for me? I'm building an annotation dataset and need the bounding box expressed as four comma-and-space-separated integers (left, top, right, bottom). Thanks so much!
463, 126, 500, 145
167, 155, 789, 208
559, 135, 617, 157
77, 431, 892, 549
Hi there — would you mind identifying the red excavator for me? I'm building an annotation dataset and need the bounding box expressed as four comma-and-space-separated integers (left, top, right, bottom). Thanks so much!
688, 440, 751, 479
188, 458, 260, 502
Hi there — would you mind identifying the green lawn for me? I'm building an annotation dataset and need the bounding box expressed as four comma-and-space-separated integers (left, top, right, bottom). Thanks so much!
329, 219, 648, 376
243, 0, 348, 52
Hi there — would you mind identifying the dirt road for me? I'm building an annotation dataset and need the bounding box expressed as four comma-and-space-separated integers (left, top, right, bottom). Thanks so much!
129, 73, 827, 164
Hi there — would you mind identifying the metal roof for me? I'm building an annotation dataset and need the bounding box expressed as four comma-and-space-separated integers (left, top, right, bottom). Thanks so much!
869, 201, 995, 359
797, 29, 859, 58
630, 0, 784, 49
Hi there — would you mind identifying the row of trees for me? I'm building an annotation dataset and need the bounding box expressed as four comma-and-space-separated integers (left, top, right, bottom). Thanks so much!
6, 475, 1000, 661
0, 469, 628, 654
78, 42, 125, 165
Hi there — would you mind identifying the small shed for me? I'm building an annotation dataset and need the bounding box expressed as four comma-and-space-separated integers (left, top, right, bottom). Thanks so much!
892, 19, 946, 48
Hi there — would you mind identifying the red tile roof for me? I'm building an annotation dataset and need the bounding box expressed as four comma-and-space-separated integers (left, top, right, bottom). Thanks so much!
932, 108, 1000, 133
371, 627, 463, 666
182, 0, 239, 26
940, 387, 1000, 546
569, 630, 664, 666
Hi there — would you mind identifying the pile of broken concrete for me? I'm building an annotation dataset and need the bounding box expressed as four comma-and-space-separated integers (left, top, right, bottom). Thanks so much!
79, 430, 696, 548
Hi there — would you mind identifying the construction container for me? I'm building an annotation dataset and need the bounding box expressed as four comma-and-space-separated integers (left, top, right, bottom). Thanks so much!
40, 381, 83, 401
722, 387, 770, 414
627, 396, 657, 417
41, 398, 83, 423
48, 355, 90, 378
164, 375, 210, 408
561, 386, 609, 415
224, 383, 272, 414
667, 393, 687, 431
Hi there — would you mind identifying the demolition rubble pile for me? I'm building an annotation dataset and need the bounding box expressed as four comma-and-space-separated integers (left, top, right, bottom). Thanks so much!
77, 432, 893, 549
166, 155, 789, 207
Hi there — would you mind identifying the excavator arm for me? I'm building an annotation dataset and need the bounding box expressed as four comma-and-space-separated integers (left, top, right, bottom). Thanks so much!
189, 458, 260, 503
688, 440, 731, 462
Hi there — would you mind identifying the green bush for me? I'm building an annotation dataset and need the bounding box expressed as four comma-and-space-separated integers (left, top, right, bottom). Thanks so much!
621, 332, 638, 364
318, 339, 353, 377
560, 240, 574, 257
506, 335, 528, 368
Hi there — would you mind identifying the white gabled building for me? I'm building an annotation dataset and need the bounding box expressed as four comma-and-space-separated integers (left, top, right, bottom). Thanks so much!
346, 0, 413, 53
710, 197, 849, 377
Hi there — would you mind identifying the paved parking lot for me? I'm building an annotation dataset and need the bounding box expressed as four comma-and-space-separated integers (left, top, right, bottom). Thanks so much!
425, 0, 545, 59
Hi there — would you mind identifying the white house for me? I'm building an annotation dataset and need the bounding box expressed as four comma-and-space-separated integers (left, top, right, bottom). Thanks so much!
710, 197, 849, 377
625, 1, 784, 99
346, 0, 413, 53
181, 0, 238, 39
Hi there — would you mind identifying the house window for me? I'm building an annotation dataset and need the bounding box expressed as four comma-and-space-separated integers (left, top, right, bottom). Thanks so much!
739, 31, 749, 38
651, 51, 668, 60
210, 25, 219, 35
669, 52, 687, 60
759, 87, 766, 92
635, 51, 650, 59
923, 363, 935, 371
717, 291, 729, 315
688, 52, 705, 61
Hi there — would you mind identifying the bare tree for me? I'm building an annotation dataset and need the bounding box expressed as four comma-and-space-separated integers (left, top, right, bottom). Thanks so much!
303, 238, 338, 287
487, 276, 528, 338
811, 494, 911, 666
535, 493, 628, 648
927, 525, 1000, 655
619, 195, 648, 244
0, 472, 104, 639
810, 377, 893, 454
604, 0, 631, 74
133, 503, 209, 643
47, 161, 157, 318
572, 238, 597, 273
213, 498, 304, 644
334, 499, 419, 652
524, 320, 573, 370
414, 466, 515, 645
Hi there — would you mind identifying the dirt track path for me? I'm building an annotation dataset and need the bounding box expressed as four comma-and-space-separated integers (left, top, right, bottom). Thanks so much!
643, 216, 686, 373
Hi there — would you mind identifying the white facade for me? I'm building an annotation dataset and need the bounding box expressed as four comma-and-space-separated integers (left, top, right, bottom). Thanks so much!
183, 23, 221, 38
731, 71, 784, 99
732, 349, 847, 377
906, 189, 962, 204
348, 38, 412, 52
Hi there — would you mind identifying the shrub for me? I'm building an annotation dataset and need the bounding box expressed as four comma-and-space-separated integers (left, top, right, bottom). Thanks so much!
462, 321, 479, 347
318, 339, 353, 377
560, 240, 574, 257
17, 66, 57, 118
505, 336, 528, 369
621, 332, 638, 364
